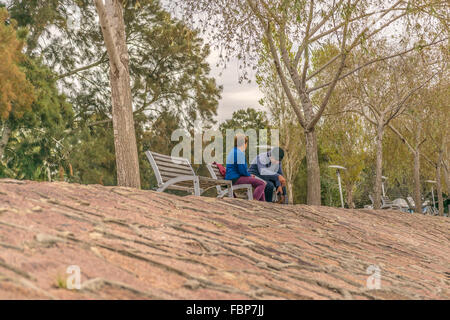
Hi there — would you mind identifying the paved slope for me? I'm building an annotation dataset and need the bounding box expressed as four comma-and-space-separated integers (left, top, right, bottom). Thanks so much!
0, 179, 448, 299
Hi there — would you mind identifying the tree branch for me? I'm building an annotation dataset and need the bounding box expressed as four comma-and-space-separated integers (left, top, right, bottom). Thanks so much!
306, 5, 349, 131
387, 123, 415, 153
307, 37, 448, 93
385, 72, 438, 124
293, 0, 315, 68
265, 22, 307, 128
57, 52, 108, 80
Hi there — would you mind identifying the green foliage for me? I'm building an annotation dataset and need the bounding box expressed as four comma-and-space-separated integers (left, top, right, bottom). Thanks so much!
0, 8, 35, 119
12, 0, 221, 128
219, 108, 269, 132
292, 145, 338, 206
67, 126, 116, 186
5, 0, 221, 187
320, 114, 371, 208
0, 55, 73, 181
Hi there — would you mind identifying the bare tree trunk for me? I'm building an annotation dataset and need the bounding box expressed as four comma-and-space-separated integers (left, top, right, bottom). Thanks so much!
444, 163, 450, 215
285, 161, 294, 205
287, 181, 294, 205
373, 123, 384, 210
305, 129, 321, 205
0, 123, 11, 160
436, 150, 444, 216
95, 0, 141, 189
345, 184, 355, 209
413, 150, 422, 213
444, 164, 450, 197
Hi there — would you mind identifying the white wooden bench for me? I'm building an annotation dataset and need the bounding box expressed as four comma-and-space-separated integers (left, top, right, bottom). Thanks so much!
206, 163, 254, 200
369, 194, 402, 210
381, 196, 402, 210
145, 151, 233, 197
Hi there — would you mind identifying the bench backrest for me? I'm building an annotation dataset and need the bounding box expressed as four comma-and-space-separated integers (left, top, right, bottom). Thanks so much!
206, 163, 224, 180
381, 196, 393, 205
406, 196, 415, 208
145, 150, 195, 187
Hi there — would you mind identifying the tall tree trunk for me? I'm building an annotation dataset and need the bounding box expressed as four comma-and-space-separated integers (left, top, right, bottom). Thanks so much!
444, 164, 450, 214
287, 181, 294, 205
345, 184, 355, 209
95, 0, 141, 189
373, 123, 384, 210
413, 150, 422, 213
436, 150, 444, 216
444, 164, 450, 197
0, 123, 11, 160
305, 129, 321, 205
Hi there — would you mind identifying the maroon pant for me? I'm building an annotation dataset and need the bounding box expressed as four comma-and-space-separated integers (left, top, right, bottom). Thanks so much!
234, 176, 266, 201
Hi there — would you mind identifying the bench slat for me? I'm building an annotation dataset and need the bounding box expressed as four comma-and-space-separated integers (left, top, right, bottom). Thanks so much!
154, 163, 194, 176
152, 157, 194, 172
160, 172, 194, 181
152, 154, 192, 165
151, 153, 191, 165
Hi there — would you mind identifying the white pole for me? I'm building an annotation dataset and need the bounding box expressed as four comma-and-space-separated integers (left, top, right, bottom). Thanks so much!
382, 181, 385, 197
47, 167, 51, 182
431, 186, 436, 209
337, 170, 344, 208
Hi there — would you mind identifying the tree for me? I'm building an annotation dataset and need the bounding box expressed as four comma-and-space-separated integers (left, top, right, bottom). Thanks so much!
7, 0, 221, 187
423, 79, 449, 216
0, 56, 73, 181
388, 108, 428, 213
54, 1, 221, 128
176, 0, 447, 205
220, 108, 269, 132
94, 0, 140, 189
0, 8, 35, 159
257, 59, 304, 204
347, 49, 437, 209
320, 113, 370, 209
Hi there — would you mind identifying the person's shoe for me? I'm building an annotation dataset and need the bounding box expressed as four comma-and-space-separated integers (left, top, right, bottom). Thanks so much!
277, 194, 285, 204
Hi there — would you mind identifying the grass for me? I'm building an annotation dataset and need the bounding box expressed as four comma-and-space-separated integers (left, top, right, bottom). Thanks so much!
55, 274, 67, 289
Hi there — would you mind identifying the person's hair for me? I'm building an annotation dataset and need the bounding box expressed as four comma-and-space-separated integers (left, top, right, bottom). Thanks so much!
271, 147, 285, 161
234, 134, 248, 147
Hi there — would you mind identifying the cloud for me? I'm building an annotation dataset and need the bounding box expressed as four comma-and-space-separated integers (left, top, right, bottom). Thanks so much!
208, 51, 265, 122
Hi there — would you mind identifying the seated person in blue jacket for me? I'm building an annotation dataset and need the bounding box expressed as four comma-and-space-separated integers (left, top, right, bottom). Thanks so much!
225, 134, 266, 201
249, 147, 286, 203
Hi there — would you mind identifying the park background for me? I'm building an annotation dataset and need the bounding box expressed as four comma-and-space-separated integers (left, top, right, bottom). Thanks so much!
0, 0, 448, 211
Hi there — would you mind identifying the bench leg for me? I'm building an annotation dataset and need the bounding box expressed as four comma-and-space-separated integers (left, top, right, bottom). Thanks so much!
227, 186, 233, 198
247, 187, 253, 200
193, 177, 201, 196
217, 189, 227, 198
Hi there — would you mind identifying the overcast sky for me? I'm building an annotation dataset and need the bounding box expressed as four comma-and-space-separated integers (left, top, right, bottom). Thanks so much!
160, 1, 265, 124
206, 51, 265, 123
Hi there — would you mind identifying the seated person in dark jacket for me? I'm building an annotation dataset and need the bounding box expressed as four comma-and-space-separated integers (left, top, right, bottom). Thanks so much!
248, 147, 286, 203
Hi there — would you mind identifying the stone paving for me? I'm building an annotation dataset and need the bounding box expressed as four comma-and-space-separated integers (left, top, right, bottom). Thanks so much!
0, 179, 448, 299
